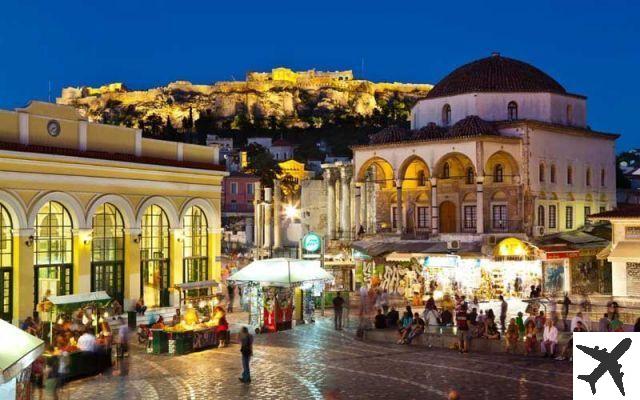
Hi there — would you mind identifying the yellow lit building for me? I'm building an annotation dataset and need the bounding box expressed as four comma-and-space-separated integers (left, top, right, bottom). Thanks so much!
277, 159, 314, 202
0, 101, 226, 324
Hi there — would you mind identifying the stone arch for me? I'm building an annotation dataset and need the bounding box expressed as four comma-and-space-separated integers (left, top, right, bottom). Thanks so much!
179, 198, 217, 229
492, 190, 508, 201
462, 192, 476, 202
434, 152, 475, 179
566, 192, 575, 201
28, 191, 86, 229
398, 155, 430, 189
0, 190, 28, 229
86, 194, 136, 229
485, 151, 519, 182
585, 193, 593, 202
357, 157, 394, 189
135, 196, 180, 229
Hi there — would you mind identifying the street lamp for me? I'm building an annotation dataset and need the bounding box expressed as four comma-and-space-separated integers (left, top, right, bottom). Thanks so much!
284, 204, 299, 220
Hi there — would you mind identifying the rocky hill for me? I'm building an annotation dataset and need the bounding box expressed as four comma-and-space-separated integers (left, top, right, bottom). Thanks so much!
57, 67, 432, 130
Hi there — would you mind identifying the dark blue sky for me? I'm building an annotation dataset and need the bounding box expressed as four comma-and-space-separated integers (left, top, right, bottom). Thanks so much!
1, 1, 638, 150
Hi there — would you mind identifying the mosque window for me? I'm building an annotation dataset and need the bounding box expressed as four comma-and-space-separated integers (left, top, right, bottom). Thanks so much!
442, 104, 451, 126
539, 163, 545, 183
550, 165, 556, 183
443, 162, 450, 179
494, 164, 504, 183
508, 101, 518, 121
567, 166, 573, 185
601, 169, 606, 187
466, 167, 474, 184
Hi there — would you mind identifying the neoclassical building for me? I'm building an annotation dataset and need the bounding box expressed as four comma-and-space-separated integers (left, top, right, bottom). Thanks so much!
352, 54, 618, 239
0, 101, 226, 323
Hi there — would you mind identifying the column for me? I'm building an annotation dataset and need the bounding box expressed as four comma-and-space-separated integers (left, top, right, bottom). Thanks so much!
340, 167, 352, 240
273, 179, 282, 249
73, 228, 93, 295
13, 228, 34, 323
324, 169, 336, 240
253, 182, 262, 252
170, 228, 184, 306
245, 217, 254, 245
431, 178, 438, 235
396, 179, 403, 234
361, 180, 368, 234
354, 184, 361, 238
476, 177, 484, 234
124, 228, 141, 311
263, 187, 272, 251
209, 227, 223, 281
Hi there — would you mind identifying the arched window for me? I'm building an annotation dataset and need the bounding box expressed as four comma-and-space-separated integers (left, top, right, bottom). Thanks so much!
141, 205, 170, 307
34, 201, 73, 306
91, 203, 125, 304
537, 205, 545, 227
601, 168, 606, 187
566, 104, 573, 125
539, 163, 545, 183
586, 168, 591, 186
183, 206, 209, 285
494, 164, 504, 183
550, 165, 556, 183
0, 204, 13, 321
442, 104, 451, 125
417, 170, 427, 187
442, 162, 450, 179
466, 167, 474, 184
508, 101, 518, 121
567, 166, 573, 185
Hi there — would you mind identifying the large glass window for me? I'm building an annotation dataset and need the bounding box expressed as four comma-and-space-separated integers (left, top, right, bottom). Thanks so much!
183, 206, 208, 285
0, 205, 12, 321
34, 201, 73, 307
537, 205, 545, 227
91, 203, 125, 305
417, 207, 429, 228
442, 104, 451, 125
492, 205, 507, 230
141, 205, 170, 307
508, 101, 518, 121
566, 206, 574, 229
463, 205, 477, 230
549, 205, 557, 229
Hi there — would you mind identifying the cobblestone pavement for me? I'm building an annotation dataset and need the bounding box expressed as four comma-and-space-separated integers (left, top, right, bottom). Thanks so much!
55, 317, 573, 400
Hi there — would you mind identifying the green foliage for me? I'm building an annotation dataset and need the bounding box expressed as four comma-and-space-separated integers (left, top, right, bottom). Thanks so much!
245, 143, 282, 187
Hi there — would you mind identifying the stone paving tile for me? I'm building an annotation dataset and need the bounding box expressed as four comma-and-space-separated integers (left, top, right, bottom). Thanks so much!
52, 317, 573, 400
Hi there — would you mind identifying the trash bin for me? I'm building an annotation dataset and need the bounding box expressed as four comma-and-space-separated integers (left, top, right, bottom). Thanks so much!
151, 329, 168, 354
128, 311, 137, 329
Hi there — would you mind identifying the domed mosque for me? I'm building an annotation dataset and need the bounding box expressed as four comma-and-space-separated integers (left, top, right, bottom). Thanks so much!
351, 52, 618, 241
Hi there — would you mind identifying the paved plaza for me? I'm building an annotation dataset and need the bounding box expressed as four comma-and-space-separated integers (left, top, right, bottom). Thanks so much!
52, 317, 573, 400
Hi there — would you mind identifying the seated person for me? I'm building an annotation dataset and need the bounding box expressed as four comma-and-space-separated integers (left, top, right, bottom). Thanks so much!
77, 328, 97, 352
386, 307, 400, 328
541, 319, 558, 357
484, 317, 500, 340
172, 309, 181, 325
403, 313, 425, 344
504, 318, 519, 353
397, 311, 413, 341
374, 309, 387, 329
440, 309, 453, 326
422, 307, 440, 327
135, 297, 147, 315
524, 320, 537, 356
111, 299, 123, 318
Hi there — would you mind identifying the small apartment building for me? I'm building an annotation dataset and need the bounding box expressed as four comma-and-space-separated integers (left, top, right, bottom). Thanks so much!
0, 101, 227, 323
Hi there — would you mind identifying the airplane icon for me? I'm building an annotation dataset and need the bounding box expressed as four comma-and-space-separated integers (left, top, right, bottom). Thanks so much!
576, 337, 632, 396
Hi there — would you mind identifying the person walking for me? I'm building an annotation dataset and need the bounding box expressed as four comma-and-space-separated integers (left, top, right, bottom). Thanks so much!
380, 289, 389, 315
239, 327, 253, 383
562, 293, 572, 331
499, 295, 508, 331
333, 292, 345, 330
456, 304, 470, 353
227, 283, 236, 313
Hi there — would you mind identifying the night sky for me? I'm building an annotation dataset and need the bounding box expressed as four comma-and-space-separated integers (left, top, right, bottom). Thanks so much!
1, 0, 638, 150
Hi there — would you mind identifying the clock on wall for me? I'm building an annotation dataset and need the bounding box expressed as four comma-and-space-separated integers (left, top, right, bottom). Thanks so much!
47, 120, 61, 137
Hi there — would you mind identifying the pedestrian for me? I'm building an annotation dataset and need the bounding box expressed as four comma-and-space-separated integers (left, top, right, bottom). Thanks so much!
571, 311, 587, 332
386, 306, 399, 328
504, 318, 519, 354
541, 319, 558, 357
227, 282, 236, 313
562, 292, 572, 331
499, 295, 507, 331
117, 317, 130, 358
380, 289, 389, 314
333, 292, 345, 330
239, 327, 253, 383
516, 311, 525, 337
598, 313, 610, 332
524, 320, 537, 356
609, 313, 624, 332
374, 309, 387, 329
456, 303, 470, 353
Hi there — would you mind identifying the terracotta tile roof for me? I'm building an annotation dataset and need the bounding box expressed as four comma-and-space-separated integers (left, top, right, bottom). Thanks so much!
368, 125, 410, 144
426, 53, 571, 99
449, 115, 499, 137
589, 205, 640, 219
0, 141, 226, 172
410, 122, 448, 140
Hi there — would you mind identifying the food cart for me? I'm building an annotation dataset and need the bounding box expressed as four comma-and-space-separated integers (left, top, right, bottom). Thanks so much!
228, 258, 333, 333
146, 280, 228, 356
0, 320, 44, 400
44, 291, 113, 381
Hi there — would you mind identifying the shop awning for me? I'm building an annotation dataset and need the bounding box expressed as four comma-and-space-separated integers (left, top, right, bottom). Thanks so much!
351, 240, 482, 258
48, 291, 111, 312
0, 320, 44, 384
228, 258, 333, 285
608, 241, 640, 260
596, 244, 612, 260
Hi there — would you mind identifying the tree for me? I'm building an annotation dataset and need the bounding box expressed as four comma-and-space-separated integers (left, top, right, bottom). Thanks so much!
244, 143, 282, 187
163, 116, 178, 141
142, 114, 164, 137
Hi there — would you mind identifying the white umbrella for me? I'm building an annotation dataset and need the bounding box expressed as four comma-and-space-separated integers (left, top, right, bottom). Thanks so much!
228, 258, 333, 285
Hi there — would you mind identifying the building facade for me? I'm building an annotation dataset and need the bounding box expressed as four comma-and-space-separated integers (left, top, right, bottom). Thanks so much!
0, 102, 226, 323
352, 54, 618, 239
221, 172, 259, 245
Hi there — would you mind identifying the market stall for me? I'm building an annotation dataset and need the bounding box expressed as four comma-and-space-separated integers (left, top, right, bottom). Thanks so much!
228, 258, 333, 333
44, 291, 113, 381
0, 320, 44, 400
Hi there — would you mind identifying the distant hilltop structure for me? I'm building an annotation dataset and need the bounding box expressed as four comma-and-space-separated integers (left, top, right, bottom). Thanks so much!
57, 67, 432, 129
